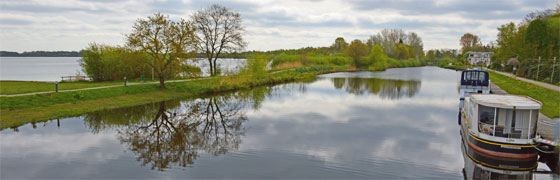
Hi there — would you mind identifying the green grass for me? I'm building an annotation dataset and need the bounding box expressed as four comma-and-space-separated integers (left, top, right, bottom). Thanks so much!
439, 64, 467, 70
0, 80, 159, 95
489, 71, 560, 118
0, 69, 333, 129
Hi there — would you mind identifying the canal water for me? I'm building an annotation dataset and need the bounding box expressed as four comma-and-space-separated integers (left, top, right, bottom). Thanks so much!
0, 67, 555, 178
0, 57, 246, 81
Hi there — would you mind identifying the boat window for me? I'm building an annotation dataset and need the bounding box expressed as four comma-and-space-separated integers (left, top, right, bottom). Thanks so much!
471, 72, 478, 81
496, 109, 512, 138
529, 110, 539, 138
493, 109, 536, 139
478, 72, 486, 81
478, 105, 495, 136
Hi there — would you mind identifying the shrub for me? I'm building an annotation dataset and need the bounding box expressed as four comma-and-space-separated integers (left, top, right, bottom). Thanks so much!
80, 43, 151, 82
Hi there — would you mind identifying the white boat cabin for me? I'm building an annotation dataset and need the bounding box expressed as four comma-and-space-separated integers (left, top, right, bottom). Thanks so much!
463, 94, 542, 144
460, 69, 490, 98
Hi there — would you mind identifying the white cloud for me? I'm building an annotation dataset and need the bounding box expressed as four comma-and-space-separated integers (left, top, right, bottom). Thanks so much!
0, 0, 555, 52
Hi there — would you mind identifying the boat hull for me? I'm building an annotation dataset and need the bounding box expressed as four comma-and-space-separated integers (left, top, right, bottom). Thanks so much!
460, 122, 538, 160
461, 136, 536, 180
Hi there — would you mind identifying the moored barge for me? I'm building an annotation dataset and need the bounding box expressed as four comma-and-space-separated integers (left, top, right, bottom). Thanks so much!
460, 94, 542, 160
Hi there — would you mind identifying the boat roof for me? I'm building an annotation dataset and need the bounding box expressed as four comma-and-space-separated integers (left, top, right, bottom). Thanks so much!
469, 94, 542, 109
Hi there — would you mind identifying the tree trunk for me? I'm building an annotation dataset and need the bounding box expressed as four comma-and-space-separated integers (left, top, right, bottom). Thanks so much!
159, 75, 165, 88
213, 58, 218, 76
208, 58, 214, 76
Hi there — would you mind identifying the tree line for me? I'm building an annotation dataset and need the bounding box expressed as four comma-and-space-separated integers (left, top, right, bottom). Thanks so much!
448, 7, 559, 83
492, 7, 559, 83
81, 4, 246, 87
239, 28, 426, 71
0, 51, 82, 57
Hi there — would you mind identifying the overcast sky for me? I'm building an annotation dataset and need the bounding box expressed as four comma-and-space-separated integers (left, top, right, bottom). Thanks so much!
0, 0, 555, 52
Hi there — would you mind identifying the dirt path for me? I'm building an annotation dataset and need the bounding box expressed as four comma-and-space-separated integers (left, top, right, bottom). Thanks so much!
490, 82, 558, 141
485, 68, 560, 92
0, 77, 212, 97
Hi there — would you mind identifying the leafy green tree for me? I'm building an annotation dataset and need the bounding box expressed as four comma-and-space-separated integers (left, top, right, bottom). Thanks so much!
525, 19, 549, 57
331, 37, 348, 54
369, 44, 388, 70
395, 44, 410, 59
426, 50, 435, 60
460, 33, 482, 53
241, 54, 268, 79
407, 46, 416, 59
80, 43, 151, 82
345, 40, 370, 66
126, 13, 197, 88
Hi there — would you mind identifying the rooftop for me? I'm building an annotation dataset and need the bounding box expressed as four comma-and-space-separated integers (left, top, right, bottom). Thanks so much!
470, 94, 542, 109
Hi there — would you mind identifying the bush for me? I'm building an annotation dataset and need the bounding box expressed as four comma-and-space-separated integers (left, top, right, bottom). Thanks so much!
80, 43, 151, 82
355, 56, 373, 67
328, 56, 352, 65
271, 53, 300, 67
369, 44, 388, 70
241, 54, 268, 79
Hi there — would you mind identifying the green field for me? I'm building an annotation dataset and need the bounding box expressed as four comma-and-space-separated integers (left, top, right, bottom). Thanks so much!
0, 67, 342, 129
489, 71, 560, 118
0, 80, 147, 95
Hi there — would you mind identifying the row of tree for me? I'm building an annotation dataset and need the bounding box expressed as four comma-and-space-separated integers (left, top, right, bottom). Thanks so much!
263, 29, 425, 70
81, 4, 246, 87
492, 7, 559, 83
0, 51, 82, 57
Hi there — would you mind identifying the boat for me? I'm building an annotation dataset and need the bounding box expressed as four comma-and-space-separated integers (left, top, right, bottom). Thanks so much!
458, 69, 490, 124
461, 134, 536, 179
460, 94, 542, 159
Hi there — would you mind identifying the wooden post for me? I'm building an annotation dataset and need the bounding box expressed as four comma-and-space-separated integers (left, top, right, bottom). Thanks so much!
552, 57, 557, 83
124, 76, 127, 87
536, 56, 541, 80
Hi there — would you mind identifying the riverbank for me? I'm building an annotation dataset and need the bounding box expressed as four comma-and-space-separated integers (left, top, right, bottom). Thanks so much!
437, 64, 559, 118
0, 66, 348, 129
488, 71, 559, 118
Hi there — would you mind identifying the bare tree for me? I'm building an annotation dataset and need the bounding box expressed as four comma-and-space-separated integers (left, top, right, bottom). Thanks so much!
367, 29, 424, 58
127, 13, 197, 88
192, 4, 247, 76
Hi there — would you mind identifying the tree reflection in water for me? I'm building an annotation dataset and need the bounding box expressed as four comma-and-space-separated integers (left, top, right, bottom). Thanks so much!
331, 77, 421, 99
81, 87, 286, 171
115, 96, 247, 170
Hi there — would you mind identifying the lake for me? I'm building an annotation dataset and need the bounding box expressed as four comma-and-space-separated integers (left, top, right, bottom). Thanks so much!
0, 57, 82, 81
0, 67, 555, 178
0, 57, 246, 81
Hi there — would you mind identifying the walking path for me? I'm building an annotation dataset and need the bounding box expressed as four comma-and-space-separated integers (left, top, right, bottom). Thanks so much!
485, 68, 560, 92
0, 77, 212, 97
490, 82, 559, 141
0, 69, 291, 97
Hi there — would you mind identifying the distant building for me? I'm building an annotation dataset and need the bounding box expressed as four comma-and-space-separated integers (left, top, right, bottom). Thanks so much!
467, 52, 493, 66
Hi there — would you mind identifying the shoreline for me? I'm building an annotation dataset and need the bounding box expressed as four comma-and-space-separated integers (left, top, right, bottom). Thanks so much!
0, 66, 358, 129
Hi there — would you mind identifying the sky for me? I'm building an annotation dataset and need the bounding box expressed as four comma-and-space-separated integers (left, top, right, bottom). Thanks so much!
0, 0, 556, 52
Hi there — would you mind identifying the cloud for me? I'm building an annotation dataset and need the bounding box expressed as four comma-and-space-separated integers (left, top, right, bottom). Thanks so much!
0, 0, 556, 52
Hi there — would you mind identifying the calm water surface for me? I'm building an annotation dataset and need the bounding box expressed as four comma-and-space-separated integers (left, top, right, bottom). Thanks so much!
0, 67, 555, 178
0, 57, 246, 81
0, 57, 82, 81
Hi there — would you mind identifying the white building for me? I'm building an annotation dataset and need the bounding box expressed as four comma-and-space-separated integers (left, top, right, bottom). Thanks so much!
467, 52, 493, 66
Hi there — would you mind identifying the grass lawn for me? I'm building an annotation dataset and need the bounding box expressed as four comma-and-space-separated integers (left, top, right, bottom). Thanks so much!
489, 71, 560, 118
0, 67, 338, 129
1, 79, 163, 95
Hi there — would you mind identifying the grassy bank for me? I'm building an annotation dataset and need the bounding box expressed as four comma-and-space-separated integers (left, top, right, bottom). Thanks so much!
439, 64, 467, 70
0, 66, 344, 129
0, 79, 160, 95
488, 71, 560, 118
